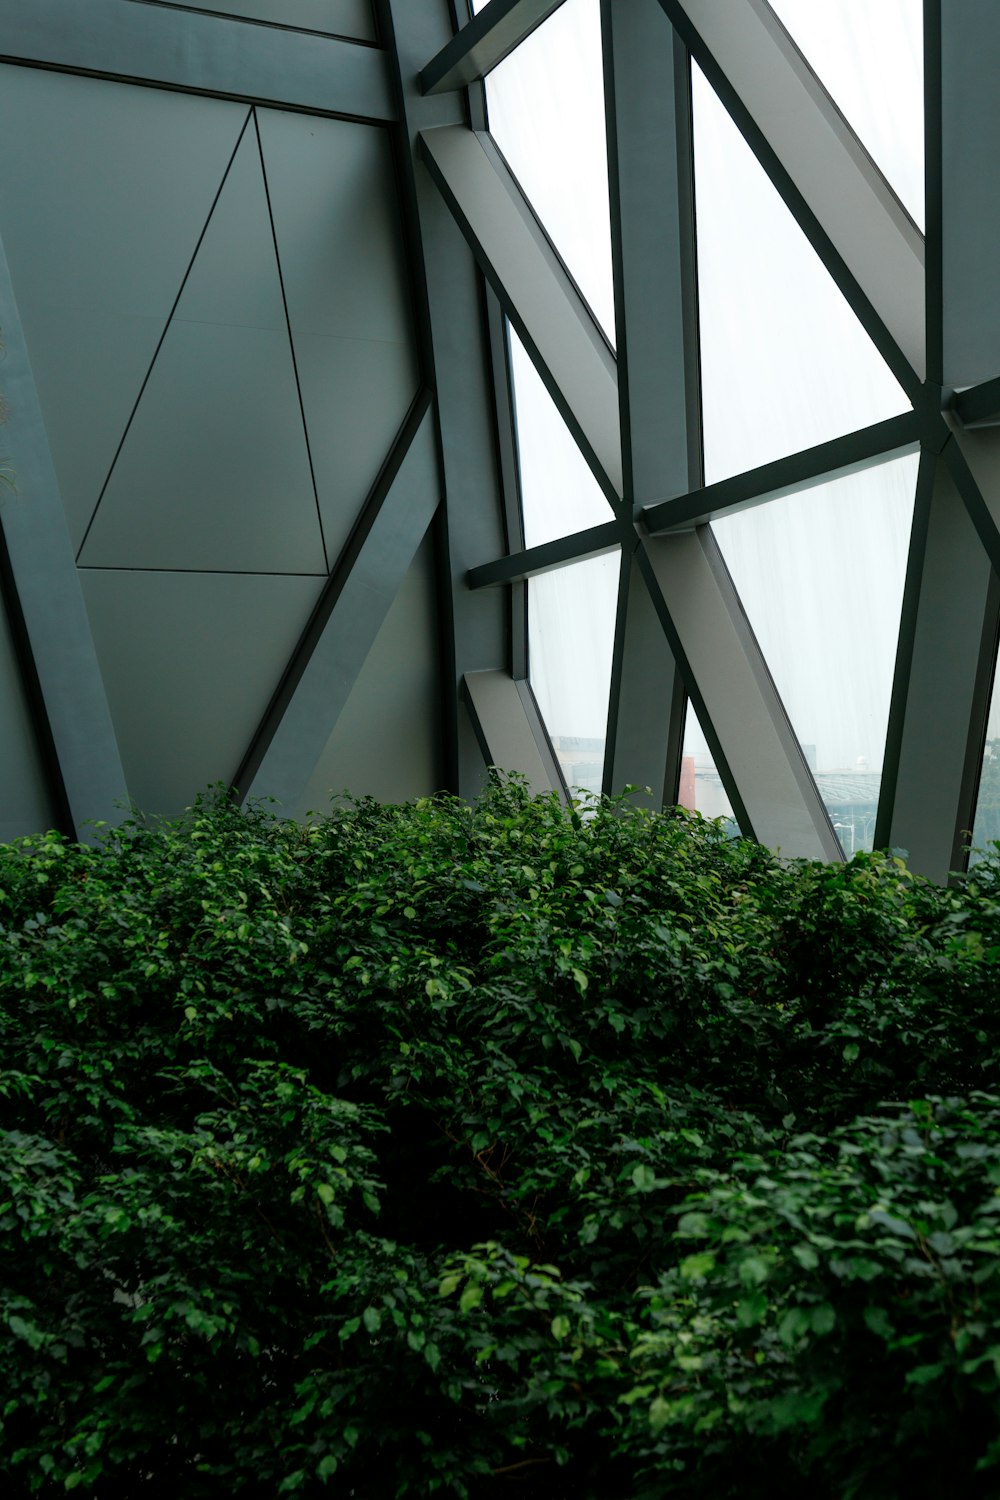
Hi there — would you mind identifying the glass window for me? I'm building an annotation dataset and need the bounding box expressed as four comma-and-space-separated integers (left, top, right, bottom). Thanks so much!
710, 452, 918, 853
482, 0, 615, 343
508, 323, 615, 548
529, 551, 620, 798
969, 639, 1000, 864
678, 702, 738, 831
767, 0, 923, 228
693, 63, 910, 487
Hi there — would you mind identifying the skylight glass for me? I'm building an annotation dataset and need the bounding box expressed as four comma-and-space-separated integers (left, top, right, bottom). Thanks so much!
711, 452, 918, 853
507, 323, 615, 548
529, 551, 620, 798
767, 0, 923, 228
693, 62, 910, 486
482, 0, 615, 343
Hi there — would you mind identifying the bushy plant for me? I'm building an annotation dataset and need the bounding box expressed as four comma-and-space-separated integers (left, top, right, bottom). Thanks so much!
2, 779, 1000, 1496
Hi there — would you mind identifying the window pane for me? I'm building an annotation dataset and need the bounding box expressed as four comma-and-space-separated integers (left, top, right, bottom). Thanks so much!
693, 63, 909, 486
679, 702, 737, 830
483, 0, 614, 342
529, 551, 620, 797
969, 656, 1000, 864
767, 0, 923, 228
710, 452, 918, 853
508, 324, 615, 547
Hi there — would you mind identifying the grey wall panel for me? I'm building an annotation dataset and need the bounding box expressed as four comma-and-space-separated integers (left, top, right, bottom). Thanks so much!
0, 0, 393, 122
293, 336, 419, 568
256, 108, 419, 565
134, 0, 375, 42
257, 111, 413, 344
289, 534, 442, 815
0, 601, 56, 844
245, 403, 440, 807
0, 65, 248, 549
941, 1, 1000, 387
79, 322, 324, 572
79, 570, 323, 816
80, 121, 325, 573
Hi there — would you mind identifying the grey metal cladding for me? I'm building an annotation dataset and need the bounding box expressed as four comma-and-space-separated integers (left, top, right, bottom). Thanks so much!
79, 120, 325, 573
288, 533, 443, 818
0, 0, 393, 121
129, 0, 376, 44
0, 65, 249, 551
940, 0, 1000, 386
256, 109, 420, 567
79, 570, 324, 818
0, 594, 57, 844
245, 403, 441, 810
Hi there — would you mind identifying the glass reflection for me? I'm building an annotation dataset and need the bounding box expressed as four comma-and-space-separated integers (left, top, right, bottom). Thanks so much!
767, 0, 923, 229
508, 324, 615, 548
529, 551, 620, 797
710, 453, 918, 853
693, 63, 909, 486
482, 0, 615, 342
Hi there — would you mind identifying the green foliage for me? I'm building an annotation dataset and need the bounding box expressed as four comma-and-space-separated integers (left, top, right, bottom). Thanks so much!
2, 780, 1000, 1496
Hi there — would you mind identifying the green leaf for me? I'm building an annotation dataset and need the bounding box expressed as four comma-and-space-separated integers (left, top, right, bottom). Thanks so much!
631, 1163, 656, 1193
811, 1303, 836, 1336
362, 1306, 382, 1335
459, 1283, 483, 1315
680, 1252, 716, 1281
737, 1291, 768, 1327
551, 1314, 571, 1340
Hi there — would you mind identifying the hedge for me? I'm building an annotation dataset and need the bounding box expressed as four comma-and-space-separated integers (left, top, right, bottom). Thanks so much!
2, 779, 1000, 1497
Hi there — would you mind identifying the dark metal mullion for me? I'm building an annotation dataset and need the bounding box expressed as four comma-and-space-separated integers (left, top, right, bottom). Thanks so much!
643, 412, 920, 532
420, 0, 567, 95
467, 519, 625, 587
924, 0, 943, 387
874, 444, 937, 851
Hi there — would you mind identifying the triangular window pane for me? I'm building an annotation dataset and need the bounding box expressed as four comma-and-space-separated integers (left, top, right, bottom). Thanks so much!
711, 452, 919, 853
508, 324, 615, 547
484, 0, 615, 342
970, 655, 1000, 864
693, 64, 910, 486
529, 551, 620, 797
678, 702, 738, 830
767, 0, 923, 228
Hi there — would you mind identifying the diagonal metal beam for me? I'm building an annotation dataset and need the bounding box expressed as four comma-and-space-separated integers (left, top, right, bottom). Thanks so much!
658, 0, 925, 393
0, 0, 395, 121
643, 412, 920, 533
462, 669, 564, 797
601, 0, 694, 806
877, 445, 998, 880
0, 227, 129, 839
420, 0, 567, 95
419, 124, 623, 502
467, 519, 624, 588
234, 394, 440, 809
639, 528, 842, 860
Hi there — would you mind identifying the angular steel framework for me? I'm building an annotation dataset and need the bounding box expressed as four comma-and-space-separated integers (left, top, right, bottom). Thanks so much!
0, 0, 997, 882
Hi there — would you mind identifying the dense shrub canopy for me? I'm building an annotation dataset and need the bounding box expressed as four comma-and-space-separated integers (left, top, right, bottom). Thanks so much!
3, 780, 1000, 1497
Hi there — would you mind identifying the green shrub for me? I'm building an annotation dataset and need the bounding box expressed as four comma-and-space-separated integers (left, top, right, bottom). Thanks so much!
2, 780, 1000, 1496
